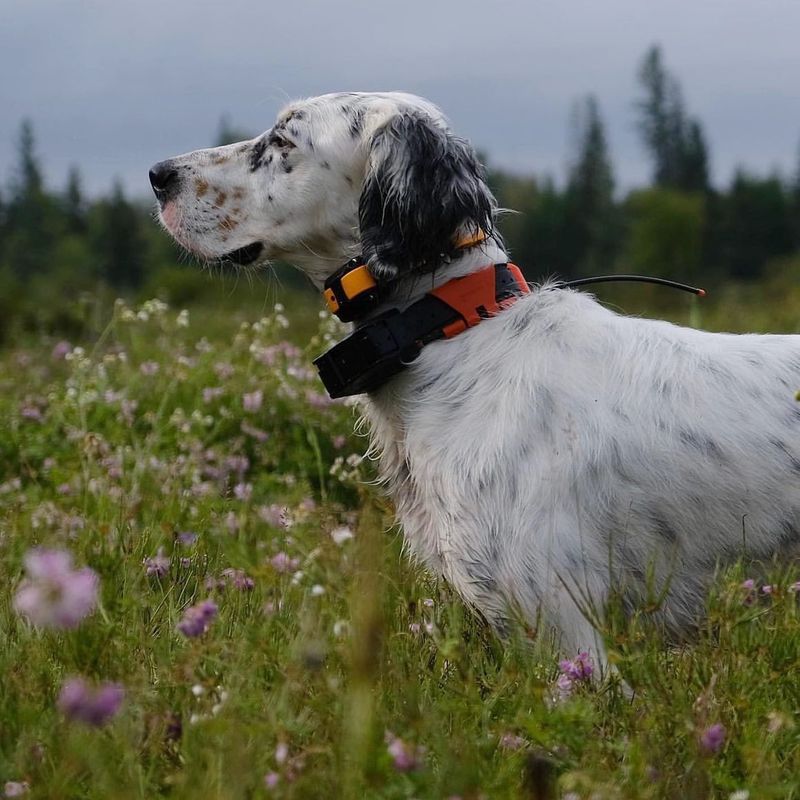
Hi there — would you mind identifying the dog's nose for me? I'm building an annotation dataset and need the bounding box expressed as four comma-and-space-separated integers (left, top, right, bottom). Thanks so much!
149, 160, 180, 203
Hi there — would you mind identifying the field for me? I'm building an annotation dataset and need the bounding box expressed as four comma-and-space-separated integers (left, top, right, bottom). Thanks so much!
3, 289, 800, 799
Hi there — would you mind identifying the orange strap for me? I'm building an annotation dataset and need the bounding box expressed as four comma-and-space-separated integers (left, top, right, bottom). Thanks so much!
430, 263, 529, 339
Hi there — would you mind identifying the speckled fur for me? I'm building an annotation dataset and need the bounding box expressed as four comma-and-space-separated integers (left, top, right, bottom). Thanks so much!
153, 92, 800, 667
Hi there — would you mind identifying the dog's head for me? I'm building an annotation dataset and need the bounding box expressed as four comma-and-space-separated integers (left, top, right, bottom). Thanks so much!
150, 92, 495, 287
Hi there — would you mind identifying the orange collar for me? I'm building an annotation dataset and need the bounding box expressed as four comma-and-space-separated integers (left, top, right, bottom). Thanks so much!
323, 230, 491, 323
314, 262, 530, 397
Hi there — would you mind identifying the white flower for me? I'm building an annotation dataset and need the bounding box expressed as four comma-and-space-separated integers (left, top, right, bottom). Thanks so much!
330, 526, 354, 545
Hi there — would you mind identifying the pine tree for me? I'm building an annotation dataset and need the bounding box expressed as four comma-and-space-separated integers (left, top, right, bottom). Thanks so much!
91, 180, 146, 288
4, 120, 59, 279
11, 119, 44, 200
636, 46, 710, 193
564, 95, 620, 274
680, 120, 710, 193
64, 165, 86, 234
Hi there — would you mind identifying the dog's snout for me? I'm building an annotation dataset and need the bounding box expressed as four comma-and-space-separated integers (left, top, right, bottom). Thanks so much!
149, 161, 180, 203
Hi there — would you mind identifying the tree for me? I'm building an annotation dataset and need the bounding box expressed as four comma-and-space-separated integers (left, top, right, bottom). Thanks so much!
90, 180, 146, 288
3, 120, 61, 280
10, 119, 44, 200
64, 165, 87, 234
636, 46, 710, 193
721, 170, 795, 280
625, 188, 705, 282
563, 95, 620, 275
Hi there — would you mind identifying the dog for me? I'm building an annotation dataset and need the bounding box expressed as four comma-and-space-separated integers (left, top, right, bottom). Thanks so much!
150, 91, 800, 667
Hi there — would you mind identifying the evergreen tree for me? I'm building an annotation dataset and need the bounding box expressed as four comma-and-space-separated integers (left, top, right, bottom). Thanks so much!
636, 46, 710, 193
793, 138, 800, 248
722, 170, 794, 279
11, 119, 44, 200
64, 165, 87, 234
91, 179, 145, 288
564, 95, 620, 274
3, 119, 60, 280
680, 120, 710, 193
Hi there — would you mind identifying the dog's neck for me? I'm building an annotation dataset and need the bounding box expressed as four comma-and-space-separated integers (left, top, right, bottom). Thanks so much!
361, 234, 510, 320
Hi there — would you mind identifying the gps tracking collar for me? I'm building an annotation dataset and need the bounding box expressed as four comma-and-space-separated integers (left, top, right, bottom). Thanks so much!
314, 257, 530, 399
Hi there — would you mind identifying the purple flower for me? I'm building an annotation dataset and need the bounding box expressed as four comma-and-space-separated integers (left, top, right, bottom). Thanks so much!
264, 772, 280, 789
258, 504, 288, 529
178, 531, 198, 546
57, 677, 124, 727
51, 340, 72, 360
4, 781, 29, 797
19, 404, 43, 423
202, 387, 224, 404
233, 482, 253, 502
762, 584, 774, 595
555, 651, 594, 698
144, 547, 171, 578
270, 552, 299, 573
499, 732, 527, 751
243, 389, 263, 412
177, 599, 218, 637
699, 722, 726, 754
220, 568, 255, 591
241, 421, 269, 442
385, 732, 424, 772
741, 578, 757, 605
139, 361, 159, 376
14, 548, 99, 629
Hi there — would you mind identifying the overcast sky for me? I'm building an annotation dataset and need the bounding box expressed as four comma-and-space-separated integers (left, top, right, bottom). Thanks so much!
1, 0, 799, 198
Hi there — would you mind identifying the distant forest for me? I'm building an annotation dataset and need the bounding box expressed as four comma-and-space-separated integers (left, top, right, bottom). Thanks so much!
1, 46, 799, 340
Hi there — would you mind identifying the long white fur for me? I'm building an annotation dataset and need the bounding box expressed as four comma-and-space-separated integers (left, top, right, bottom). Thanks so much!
154, 91, 800, 666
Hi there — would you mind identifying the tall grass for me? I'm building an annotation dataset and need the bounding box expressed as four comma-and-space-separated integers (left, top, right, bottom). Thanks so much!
1, 297, 800, 798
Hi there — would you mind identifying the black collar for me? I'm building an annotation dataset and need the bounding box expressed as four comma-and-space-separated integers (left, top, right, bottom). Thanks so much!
314, 262, 530, 398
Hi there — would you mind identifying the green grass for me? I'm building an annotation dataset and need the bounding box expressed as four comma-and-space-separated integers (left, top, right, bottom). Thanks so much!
2, 296, 800, 799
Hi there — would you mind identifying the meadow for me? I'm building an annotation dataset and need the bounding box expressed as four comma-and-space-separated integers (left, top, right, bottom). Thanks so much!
2, 285, 800, 800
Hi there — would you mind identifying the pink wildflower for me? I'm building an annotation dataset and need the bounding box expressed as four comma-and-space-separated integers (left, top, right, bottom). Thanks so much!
19, 404, 43, 423
241, 421, 269, 442
233, 482, 253, 502
144, 547, 171, 577
762, 584, 774, 595
177, 599, 218, 637
202, 387, 224, 404
499, 732, 527, 751
51, 340, 72, 360
220, 568, 255, 590
699, 722, 726, 755
243, 389, 263, 412
3, 781, 29, 797
264, 772, 280, 789
741, 578, 757, 605
214, 361, 234, 379
330, 526, 354, 545
270, 552, 300, 573
259, 505, 288, 528
14, 548, 99, 629
57, 677, 124, 727
139, 361, 159, 376
385, 732, 424, 772
555, 651, 594, 698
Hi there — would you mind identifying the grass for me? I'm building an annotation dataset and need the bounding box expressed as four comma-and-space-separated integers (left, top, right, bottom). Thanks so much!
2, 294, 800, 799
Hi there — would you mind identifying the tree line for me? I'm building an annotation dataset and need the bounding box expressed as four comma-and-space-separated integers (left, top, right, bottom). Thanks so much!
1, 45, 799, 338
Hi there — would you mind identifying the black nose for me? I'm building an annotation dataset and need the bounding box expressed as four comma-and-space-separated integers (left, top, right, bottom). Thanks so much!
149, 160, 180, 203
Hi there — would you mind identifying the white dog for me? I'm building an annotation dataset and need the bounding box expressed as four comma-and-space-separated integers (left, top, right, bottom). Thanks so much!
151, 91, 800, 665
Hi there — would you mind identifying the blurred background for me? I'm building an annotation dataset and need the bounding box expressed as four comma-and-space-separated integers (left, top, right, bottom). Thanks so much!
1, 0, 800, 342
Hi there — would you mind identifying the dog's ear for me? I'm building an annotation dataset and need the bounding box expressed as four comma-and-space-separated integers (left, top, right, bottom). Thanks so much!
358, 112, 496, 282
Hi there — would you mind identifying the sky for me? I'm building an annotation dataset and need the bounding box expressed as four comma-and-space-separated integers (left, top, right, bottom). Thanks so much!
1, 0, 799, 199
